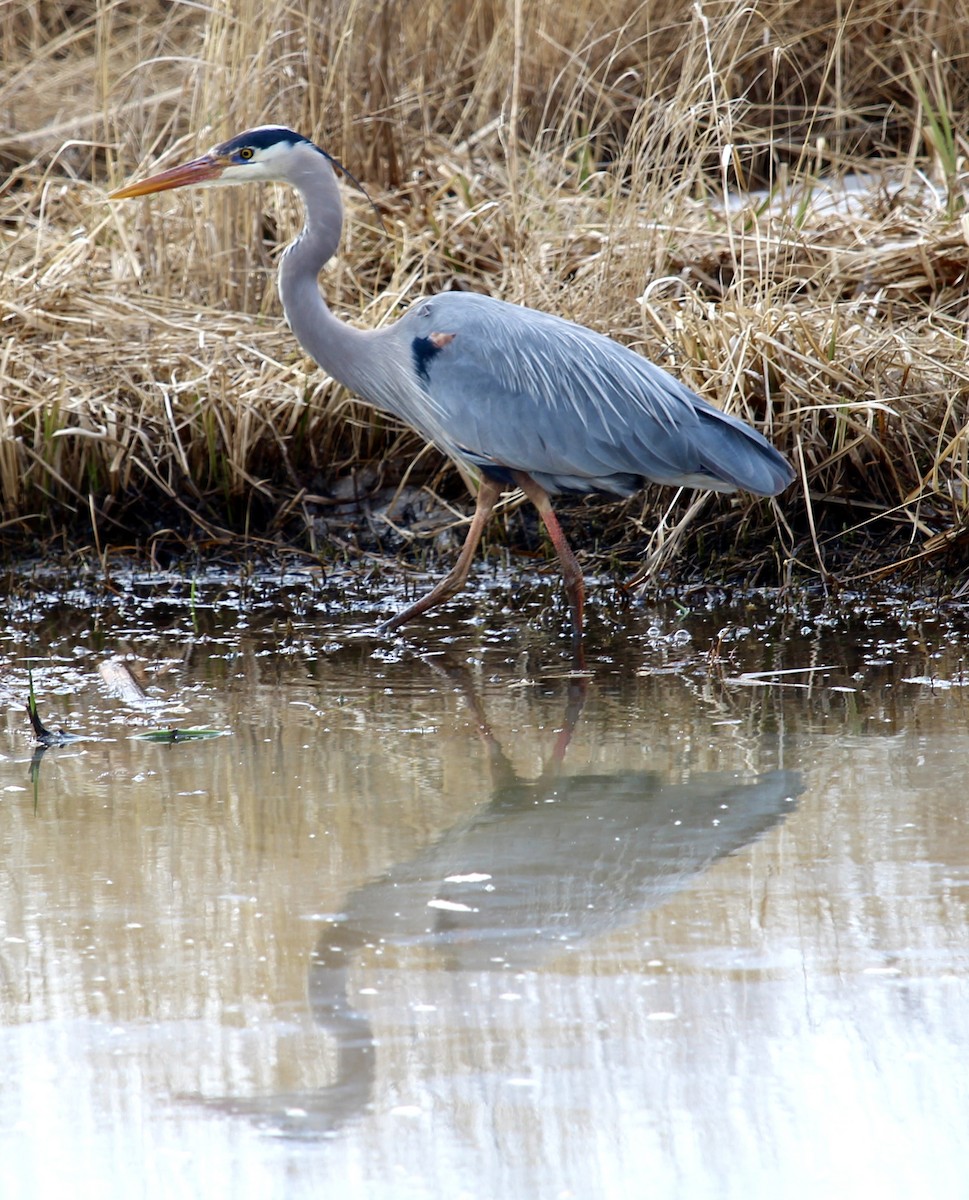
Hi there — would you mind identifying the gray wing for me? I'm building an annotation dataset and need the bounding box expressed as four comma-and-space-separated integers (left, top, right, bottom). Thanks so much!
399, 292, 793, 497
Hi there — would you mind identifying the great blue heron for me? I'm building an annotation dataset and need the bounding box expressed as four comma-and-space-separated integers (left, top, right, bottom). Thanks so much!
111, 126, 794, 647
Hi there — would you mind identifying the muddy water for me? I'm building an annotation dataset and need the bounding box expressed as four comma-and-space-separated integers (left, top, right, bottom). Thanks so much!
1, 566, 967, 1199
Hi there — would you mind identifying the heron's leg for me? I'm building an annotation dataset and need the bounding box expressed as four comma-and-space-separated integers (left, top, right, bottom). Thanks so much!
379, 478, 503, 633
511, 472, 586, 660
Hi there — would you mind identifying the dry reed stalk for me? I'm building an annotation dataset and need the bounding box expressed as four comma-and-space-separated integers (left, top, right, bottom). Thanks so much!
2, 0, 969, 587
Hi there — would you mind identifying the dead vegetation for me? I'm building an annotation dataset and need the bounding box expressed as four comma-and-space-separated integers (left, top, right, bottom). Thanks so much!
3, 0, 969, 590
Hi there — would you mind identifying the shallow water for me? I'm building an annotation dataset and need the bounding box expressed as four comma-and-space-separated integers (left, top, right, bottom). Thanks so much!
1, 565, 968, 1199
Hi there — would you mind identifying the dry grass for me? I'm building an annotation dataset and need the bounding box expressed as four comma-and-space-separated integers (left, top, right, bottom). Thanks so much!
3, 0, 969, 587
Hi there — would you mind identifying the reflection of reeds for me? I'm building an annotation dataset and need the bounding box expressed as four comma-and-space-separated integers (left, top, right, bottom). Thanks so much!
3, 1, 969, 583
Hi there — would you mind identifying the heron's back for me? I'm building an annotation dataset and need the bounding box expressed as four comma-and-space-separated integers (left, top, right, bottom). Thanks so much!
394, 292, 794, 499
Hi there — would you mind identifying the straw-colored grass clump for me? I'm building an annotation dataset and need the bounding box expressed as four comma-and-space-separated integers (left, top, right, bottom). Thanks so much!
3, 0, 969, 588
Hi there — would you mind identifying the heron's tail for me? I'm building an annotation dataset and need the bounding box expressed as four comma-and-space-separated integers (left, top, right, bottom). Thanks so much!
694, 406, 796, 497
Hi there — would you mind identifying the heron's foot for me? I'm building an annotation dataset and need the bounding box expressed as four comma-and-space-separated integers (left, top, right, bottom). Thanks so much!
570, 635, 587, 674
376, 612, 407, 636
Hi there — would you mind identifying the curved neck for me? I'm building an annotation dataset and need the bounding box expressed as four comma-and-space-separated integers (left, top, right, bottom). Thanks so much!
277, 151, 377, 397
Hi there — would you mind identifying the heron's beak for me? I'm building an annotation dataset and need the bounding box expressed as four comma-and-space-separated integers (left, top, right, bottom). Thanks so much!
109, 153, 227, 199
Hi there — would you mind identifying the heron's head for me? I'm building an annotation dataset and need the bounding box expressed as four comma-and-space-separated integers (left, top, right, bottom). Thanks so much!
109, 126, 321, 199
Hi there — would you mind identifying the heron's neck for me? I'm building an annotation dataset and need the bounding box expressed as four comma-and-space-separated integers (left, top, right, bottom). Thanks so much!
277, 154, 378, 398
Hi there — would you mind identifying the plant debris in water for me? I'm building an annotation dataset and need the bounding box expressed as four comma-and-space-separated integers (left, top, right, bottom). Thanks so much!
25, 671, 79, 748
130, 728, 224, 743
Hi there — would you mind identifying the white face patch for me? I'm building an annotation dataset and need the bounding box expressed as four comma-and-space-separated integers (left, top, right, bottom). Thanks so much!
196, 128, 312, 187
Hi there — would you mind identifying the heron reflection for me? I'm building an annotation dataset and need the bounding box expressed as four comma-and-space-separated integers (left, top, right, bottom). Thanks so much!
199, 665, 801, 1135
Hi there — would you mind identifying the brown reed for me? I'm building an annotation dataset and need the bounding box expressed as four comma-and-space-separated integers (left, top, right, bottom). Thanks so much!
2, 0, 969, 588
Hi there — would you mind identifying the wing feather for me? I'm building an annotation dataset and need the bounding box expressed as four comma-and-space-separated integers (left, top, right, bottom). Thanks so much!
397, 292, 793, 497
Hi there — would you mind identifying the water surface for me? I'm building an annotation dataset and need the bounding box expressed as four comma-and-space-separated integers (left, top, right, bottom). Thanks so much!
1, 566, 967, 1198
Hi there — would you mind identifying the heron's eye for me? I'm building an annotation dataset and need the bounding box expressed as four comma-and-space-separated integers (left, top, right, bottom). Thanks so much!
238, 147, 254, 161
